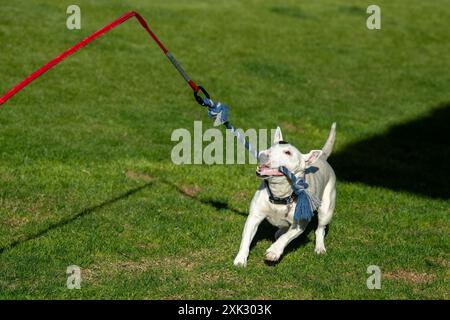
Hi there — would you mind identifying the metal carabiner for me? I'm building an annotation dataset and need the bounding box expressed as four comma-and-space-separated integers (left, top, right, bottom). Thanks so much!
194, 85, 211, 106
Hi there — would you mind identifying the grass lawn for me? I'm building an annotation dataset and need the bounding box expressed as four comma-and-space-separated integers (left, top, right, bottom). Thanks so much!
0, 0, 449, 299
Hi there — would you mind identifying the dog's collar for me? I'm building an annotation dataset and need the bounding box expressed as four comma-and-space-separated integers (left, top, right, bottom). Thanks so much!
264, 180, 296, 205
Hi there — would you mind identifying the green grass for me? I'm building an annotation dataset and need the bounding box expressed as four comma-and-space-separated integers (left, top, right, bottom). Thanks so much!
0, 0, 449, 299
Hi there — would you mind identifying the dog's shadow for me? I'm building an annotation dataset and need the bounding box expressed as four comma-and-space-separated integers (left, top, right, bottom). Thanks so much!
250, 216, 323, 266
170, 184, 321, 265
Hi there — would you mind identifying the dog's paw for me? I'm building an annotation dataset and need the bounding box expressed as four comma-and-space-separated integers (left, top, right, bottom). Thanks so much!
265, 250, 281, 262
233, 255, 248, 267
314, 246, 327, 254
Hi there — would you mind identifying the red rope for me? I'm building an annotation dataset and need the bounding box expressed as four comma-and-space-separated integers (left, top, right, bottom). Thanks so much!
0, 11, 199, 106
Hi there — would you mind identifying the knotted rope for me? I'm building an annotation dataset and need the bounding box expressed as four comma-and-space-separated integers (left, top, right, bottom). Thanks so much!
278, 166, 321, 222
201, 97, 259, 160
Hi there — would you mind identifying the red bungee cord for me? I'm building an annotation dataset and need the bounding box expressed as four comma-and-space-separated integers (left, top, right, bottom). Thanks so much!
0, 11, 210, 107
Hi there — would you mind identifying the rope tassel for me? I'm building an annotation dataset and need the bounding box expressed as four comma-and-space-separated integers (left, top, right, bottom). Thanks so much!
279, 166, 321, 222
203, 98, 229, 126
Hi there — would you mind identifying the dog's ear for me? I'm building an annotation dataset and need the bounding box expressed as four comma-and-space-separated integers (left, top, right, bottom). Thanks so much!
302, 150, 323, 166
273, 126, 283, 145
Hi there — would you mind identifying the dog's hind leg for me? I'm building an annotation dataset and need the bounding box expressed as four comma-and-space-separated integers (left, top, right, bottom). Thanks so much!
265, 220, 309, 262
315, 180, 336, 254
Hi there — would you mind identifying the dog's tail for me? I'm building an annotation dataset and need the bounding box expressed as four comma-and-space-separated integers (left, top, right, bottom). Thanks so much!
322, 122, 336, 160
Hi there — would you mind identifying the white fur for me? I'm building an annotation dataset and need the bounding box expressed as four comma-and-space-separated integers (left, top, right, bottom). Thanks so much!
234, 123, 337, 267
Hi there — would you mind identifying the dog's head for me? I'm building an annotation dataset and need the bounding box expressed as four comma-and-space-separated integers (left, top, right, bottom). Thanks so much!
256, 127, 323, 179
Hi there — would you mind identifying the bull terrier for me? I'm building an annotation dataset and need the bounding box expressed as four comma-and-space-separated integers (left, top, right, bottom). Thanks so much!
233, 123, 336, 267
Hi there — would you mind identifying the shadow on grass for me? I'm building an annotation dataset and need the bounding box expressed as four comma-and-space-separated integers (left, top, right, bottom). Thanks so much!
0, 177, 252, 255
0, 182, 154, 254
269, 5, 312, 20
161, 178, 249, 217
331, 102, 450, 199
262, 217, 319, 266
338, 5, 366, 16
163, 178, 317, 256
163, 178, 318, 259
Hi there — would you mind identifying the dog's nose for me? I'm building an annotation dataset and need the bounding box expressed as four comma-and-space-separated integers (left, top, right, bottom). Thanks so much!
258, 152, 269, 164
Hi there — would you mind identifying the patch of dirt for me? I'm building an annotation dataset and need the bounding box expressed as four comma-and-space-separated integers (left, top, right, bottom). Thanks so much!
283, 122, 297, 131
137, 242, 159, 250
196, 270, 239, 285
0, 172, 15, 182
233, 191, 249, 201
426, 257, 450, 268
0, 280, 18, 290
81, 268, 95, 283
435, 258, 450, 268
179, 184, 202, 197
83, 255, 196, 283
117, 260, 152, 273
282, 122, 302, 132
3, 217, 28, 228
384, 270, 436, 283
125, 171, 154, 182
0, 196, 50, 222
152, 256, 196, 272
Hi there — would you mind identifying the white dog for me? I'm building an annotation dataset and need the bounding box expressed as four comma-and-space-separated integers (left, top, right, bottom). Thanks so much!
234, 123, 336, 267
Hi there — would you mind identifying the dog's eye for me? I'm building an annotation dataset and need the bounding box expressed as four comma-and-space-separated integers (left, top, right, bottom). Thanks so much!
284, 150, 292, 156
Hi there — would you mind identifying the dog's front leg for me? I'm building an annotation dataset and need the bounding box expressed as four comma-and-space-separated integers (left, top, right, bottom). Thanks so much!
265, 220, 309, 262
233, 214, 265, 267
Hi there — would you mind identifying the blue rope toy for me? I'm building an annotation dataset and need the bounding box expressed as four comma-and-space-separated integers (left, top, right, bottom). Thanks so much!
200, 96, 320, 223
202, 97, 258, 159
278, 166, 321, 222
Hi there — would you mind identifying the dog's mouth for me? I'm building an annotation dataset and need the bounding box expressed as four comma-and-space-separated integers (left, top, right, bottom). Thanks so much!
256, 164, 284, 178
